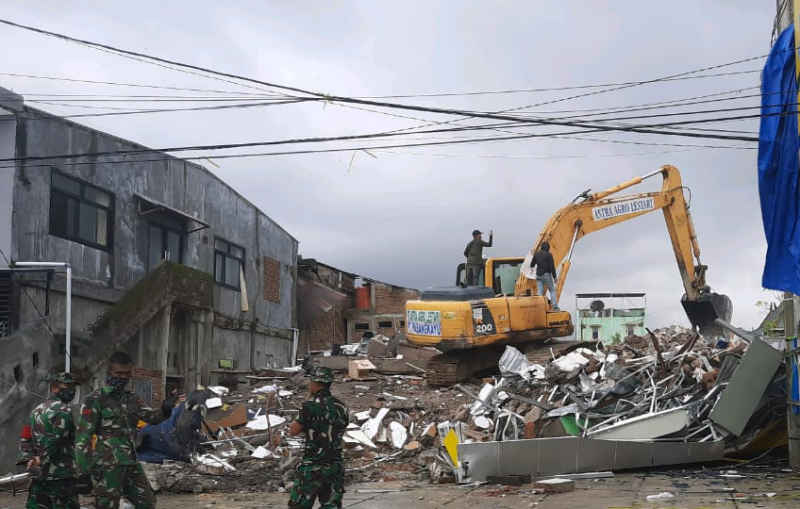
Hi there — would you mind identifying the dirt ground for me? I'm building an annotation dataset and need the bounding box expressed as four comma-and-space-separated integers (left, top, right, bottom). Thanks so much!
2, 467, 799, 509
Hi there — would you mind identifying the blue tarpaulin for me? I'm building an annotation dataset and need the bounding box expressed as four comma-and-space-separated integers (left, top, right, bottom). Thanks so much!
759, 25, 800, 416
759, 25, 800, 294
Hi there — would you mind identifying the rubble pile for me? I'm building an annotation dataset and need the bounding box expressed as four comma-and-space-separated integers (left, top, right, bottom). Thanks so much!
140, 327, 788, 494
140, 366, 470, 493
470, 326, 782, 446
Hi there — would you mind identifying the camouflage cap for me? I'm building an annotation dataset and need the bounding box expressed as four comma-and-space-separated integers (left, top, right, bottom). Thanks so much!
46, 372, 76, 385
310, 367, 334, 384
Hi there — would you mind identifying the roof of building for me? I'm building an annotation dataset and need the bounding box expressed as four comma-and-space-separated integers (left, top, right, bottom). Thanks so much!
298, 256, 418, 292
2, 87, 297, 243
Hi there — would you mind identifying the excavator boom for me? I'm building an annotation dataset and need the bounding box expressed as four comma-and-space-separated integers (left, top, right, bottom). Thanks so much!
516, 165, 731, 334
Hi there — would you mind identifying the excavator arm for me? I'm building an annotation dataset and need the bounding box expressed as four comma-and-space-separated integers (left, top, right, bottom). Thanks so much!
516, 165, 731, 333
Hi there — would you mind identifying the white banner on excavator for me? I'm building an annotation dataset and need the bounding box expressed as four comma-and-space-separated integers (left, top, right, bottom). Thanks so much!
592, 197, 654, 221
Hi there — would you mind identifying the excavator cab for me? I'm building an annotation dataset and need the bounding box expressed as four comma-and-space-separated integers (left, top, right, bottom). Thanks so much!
456, 257, 523, 296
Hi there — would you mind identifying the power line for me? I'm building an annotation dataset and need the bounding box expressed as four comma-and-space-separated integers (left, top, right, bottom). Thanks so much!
515, 87, 763, 117
18, 97, 317, 118
19, 95, 286, 102
0, 109, 769, 170
0, 17, 773, 145
356, 69, 762, 99
0, 133, 756, 173
0, 71, 282, 96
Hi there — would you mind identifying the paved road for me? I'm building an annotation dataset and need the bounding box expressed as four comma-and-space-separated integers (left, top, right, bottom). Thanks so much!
1, 471, 799, 508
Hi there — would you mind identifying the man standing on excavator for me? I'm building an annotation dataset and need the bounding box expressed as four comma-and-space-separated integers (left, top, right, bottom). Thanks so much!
531, 241, 559, 310
464, 229, 493, 286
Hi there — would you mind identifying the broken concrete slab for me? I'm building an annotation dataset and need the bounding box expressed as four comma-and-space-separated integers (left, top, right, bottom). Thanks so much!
535, 478, 575, 493
349, 359, 377, 380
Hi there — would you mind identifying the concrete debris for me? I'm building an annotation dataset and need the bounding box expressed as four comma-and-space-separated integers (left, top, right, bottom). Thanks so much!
349, 359, 376, 379
245, 413, 286, 430
646, 492, 675, 501
362, 407, 390, 440
389, 421, 408, 449
208, 386, 230, 396
486, 474, 531, 486
354, 410, 373, 421
251, 446, 277, 459
535, 478, 575, 493
473, 416, 492, 429
126, 328, 789, 496
205, 397, 223, 409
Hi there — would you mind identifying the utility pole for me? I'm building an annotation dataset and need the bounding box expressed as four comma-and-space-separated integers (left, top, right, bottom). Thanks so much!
775, 0, 800, 470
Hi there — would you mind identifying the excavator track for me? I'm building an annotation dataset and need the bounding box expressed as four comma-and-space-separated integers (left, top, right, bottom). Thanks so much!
425, 340, 583, 386
426, 347, 505, 386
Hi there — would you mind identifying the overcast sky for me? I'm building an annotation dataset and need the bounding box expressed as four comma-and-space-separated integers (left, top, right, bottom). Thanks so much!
0, 1, 779, 330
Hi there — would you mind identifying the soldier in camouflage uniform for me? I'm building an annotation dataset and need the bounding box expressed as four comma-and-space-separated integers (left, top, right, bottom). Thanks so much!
288, 367, 349, 509
18, 372, 83, 509
75, 351, 175, 509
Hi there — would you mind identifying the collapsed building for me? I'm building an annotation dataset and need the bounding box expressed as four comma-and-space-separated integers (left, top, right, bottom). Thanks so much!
0, 88, 299, 471
297, 257, 419, 353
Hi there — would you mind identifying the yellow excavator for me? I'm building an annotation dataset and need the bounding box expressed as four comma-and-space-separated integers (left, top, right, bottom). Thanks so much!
406, 165, 732, 385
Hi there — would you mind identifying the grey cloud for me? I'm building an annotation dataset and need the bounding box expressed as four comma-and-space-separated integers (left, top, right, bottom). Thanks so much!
0, 1, 773, 331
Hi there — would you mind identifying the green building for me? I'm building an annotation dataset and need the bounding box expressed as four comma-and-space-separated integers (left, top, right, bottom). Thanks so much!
576, 292, 646, 344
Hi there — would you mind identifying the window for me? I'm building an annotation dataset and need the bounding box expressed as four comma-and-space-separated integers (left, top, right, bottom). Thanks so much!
591, 326, 600, 340
148, 223, 184, 270
492, 260, 522, 296
626, 324, 636, 337
49, 169, 113, 250
354, 322, 370, 331
399, 320, 405, 328
378, 320, 393, 328
214, 238, 244, 290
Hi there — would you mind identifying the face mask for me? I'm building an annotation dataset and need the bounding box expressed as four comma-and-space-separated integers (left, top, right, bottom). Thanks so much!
56, 387, 76, 403
106, 376, 130, 392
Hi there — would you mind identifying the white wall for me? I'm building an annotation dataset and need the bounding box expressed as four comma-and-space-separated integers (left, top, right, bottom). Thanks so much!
0, 109, 14, 268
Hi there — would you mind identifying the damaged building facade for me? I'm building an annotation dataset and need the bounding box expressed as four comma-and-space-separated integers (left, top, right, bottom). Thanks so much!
0, 88, 298, 470
297, 257, 419, 353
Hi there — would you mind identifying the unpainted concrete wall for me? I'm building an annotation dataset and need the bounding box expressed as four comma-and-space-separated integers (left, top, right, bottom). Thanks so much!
11, 106, 297, 331
0, 322, 57, 475
0, 113, 14, 266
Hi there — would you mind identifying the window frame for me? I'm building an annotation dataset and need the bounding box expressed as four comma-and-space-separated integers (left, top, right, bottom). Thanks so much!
147, 222, 185, 271
49, 168, 114, 251
213, 237, 245, 291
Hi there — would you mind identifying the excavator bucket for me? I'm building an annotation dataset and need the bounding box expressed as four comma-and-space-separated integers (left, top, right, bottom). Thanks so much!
681, 292, 733, 338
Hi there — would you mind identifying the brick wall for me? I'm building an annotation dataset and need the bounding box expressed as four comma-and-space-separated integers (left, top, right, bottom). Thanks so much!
297, 278, 351, 353
263, 257, 281, 303
373, 283, 420, 314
